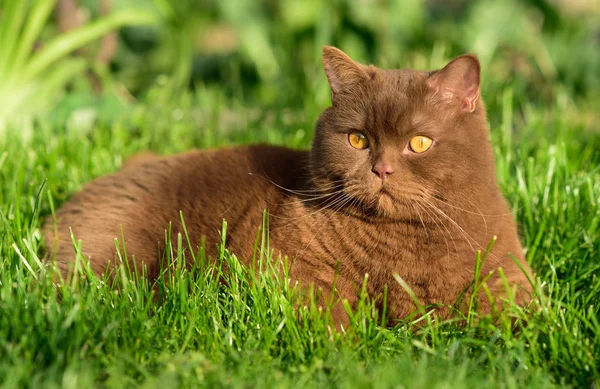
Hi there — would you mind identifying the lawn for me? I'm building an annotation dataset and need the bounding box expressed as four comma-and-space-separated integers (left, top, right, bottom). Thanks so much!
0, 1, 599, 388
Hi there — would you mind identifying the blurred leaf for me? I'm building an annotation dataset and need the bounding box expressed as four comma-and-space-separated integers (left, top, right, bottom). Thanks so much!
0, 1, 159, 134
217, 0, 280, 81
25, 9, 159, 80
280, 0, 322, 32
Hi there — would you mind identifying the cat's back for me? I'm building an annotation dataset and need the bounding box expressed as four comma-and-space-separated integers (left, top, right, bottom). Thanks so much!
45, 145, 309, 277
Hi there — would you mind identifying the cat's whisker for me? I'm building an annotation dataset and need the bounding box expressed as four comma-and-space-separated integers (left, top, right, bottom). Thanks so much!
420, 197, 478, 251
414, 198, 456, 260
293, 188, 347, 203
411, 199, 430, 241
423, 189, 491, 239
434, 187, 516, 240
270, 189, 351, 230
432, 196, 511, 217
273, 187, 348, 208
258, 174, 349, 214
289, 194, 356, 260
419, 203, 452, 261
422, 192, 510, 263
421, 198, 503, 266
247, 171, 345, 197
424, 185, 516, 217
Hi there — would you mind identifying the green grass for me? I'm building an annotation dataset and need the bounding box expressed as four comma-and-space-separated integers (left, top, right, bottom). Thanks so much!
0, 76, 598, 388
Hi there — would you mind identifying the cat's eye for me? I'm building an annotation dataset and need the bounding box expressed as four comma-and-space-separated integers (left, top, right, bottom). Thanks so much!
348, 132, 369, 149
409, 136, 433, 153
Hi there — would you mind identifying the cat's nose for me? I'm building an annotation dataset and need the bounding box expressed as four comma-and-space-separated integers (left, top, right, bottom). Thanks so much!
372, 162, 394, 180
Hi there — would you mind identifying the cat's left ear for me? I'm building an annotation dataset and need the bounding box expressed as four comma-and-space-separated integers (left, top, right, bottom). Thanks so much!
322, 46, 370, 101
427, 54, 481, 113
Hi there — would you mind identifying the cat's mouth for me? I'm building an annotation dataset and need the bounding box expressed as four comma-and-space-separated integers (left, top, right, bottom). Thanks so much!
340, 183, 421, 221
375, 186, 396, 207
341, 180, 416, 219
378, 186, 394, 198
370, 184, 424, 218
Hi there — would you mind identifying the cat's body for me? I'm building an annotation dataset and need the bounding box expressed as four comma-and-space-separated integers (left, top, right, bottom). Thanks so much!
46, 47, 533, 325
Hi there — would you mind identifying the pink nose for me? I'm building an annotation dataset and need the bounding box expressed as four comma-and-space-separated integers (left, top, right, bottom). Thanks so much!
372, 162, 394, 180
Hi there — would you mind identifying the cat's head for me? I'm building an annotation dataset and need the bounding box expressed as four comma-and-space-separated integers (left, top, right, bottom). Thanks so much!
310, 46, 498, 220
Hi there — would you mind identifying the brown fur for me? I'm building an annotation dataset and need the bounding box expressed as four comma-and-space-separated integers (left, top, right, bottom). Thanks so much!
45, 47, 534, 326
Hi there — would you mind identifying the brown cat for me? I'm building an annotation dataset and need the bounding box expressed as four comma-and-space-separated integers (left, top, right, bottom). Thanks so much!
45, 46, 534, 326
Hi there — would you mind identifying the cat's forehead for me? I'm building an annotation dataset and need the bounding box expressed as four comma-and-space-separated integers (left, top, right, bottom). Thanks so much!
371, 69, 429, 101
333, 69, 431, 130
378, 69, 428, 87
361, 69, 431, 128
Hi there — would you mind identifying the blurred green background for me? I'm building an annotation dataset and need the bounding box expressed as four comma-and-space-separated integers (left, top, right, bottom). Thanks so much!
1, 0, 598, 136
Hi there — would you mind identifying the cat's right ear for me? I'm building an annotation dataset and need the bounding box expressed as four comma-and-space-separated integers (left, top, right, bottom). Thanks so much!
426, 54, 481, 113
322, 46, 369, 102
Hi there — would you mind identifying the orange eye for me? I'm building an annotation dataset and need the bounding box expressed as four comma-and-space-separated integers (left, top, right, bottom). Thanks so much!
348, 132, 369, 149
409, 136, 433, 153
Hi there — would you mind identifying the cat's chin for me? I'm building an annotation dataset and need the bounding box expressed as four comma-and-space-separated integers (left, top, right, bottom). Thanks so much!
356, 184, 426, 221
351, 189, 407, 220
336, 181, 415, 220
374, 190, 400, 216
